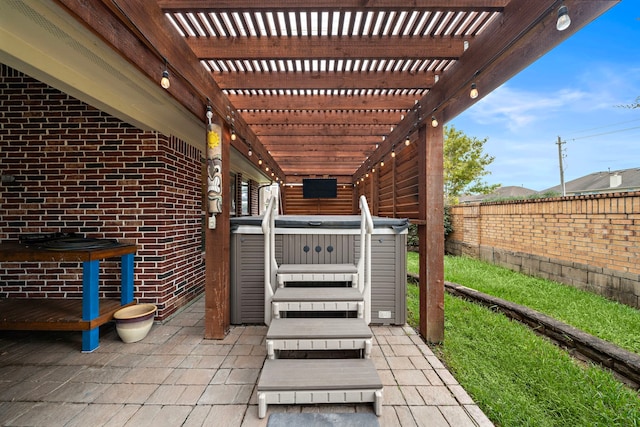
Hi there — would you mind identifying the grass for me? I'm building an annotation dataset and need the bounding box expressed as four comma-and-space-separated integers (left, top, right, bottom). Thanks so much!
406, 253, 640, 427
408, 252, 640, 354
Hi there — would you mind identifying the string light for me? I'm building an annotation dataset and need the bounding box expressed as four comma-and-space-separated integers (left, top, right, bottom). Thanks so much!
231, 129, 237, 141
380, 160, 384, 167
391, 145, 396, 158
470, 83, 479, 99
431, 116, 439, 127
556, 4, 571, 31
405, 136, 411, 146
160, 59, 170, 89
247, 145, 252, 157
258, 158, 263, 165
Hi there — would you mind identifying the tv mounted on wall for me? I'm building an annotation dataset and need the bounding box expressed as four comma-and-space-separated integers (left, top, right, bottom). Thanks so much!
302, 178, 337, 198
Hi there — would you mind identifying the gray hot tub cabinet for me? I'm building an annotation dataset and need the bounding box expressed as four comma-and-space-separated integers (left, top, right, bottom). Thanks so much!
230, 215, 408, 325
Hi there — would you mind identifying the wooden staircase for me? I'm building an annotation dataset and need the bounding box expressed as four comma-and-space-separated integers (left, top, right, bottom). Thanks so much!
256, 196, 383, 419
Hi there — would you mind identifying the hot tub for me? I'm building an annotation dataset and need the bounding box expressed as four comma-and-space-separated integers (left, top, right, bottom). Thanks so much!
230, 215, 409, 325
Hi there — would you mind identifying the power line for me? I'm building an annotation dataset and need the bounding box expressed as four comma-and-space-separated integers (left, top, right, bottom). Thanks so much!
568, 126, 640, 141
564, 117, 640, 141
567, 117, 640, 136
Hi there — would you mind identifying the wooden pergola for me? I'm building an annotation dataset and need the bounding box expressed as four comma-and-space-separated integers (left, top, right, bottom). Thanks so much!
3, 0, 618, 343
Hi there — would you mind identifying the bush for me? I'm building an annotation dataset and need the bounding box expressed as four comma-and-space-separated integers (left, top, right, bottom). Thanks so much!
407, 206, 453, 249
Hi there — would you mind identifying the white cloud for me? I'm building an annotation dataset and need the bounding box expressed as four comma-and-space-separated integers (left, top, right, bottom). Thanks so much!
465, 85, 588, 132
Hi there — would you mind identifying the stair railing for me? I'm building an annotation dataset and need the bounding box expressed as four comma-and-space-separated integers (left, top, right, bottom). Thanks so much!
262, 195, 278, 325
358, 195, 374, 324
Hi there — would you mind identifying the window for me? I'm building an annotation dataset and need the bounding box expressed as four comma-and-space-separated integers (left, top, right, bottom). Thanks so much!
241, 179, 249, 215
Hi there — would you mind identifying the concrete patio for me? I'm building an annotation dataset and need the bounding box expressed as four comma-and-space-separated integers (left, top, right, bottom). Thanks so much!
0, 297, 493, 426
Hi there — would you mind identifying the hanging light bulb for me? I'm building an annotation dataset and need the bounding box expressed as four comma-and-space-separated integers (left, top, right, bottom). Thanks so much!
556, 4, 571, 31
391, 146, 396, 158
160, 69, 170, 89
265, 166, 269, 172
380, 160, 384, 167
247, 145, 252, 157
470, 83, 479, 99
258, 158, 263, 165
372, 167, 375, 173
431, 116, 439, 127
405, 136, 410, 146
231, 129, 237, 141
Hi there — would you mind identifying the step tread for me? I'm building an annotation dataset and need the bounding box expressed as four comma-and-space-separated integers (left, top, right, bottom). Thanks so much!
258, 359, 381, 391
277, 263, 357, 275
267, 318, 372, 340
272, 287, 363, 302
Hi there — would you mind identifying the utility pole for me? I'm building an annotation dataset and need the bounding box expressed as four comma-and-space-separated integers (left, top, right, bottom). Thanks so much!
556, 136, 566, 196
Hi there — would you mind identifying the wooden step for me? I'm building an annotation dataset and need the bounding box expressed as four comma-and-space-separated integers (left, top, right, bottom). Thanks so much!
266, 318, 372, 359
257, 358, 382, 418
277, 263, 358, 285
272, 287, 364, 318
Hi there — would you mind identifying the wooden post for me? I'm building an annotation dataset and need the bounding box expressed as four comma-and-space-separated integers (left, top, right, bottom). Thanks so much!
204, 125, 231, 339
417, 123, 445, 343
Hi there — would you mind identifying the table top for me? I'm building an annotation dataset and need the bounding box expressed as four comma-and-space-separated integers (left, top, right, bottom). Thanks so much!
0, 240, 137, 262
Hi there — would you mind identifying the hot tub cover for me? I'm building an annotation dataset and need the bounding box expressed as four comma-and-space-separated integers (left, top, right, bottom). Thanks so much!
231, 215, 409, 233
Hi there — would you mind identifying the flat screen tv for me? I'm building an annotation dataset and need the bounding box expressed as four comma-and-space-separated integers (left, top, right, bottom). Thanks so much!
302, 178, 337, 198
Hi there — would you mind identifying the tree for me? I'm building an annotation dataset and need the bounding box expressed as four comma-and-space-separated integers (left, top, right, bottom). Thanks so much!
443, 125, 499, 204
617, 96, 640, 109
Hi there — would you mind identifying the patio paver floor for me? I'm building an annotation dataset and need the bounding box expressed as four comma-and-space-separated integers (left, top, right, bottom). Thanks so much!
0, 297, 493, 426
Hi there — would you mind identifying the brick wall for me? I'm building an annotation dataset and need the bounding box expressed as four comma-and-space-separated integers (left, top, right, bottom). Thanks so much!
446, 192, 640, 308
0, 65, 205, 320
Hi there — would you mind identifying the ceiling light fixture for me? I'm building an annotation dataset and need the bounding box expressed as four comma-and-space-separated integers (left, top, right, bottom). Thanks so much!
247, 145, 252, 157
431, 116, 439, 127
391, 145, 396, 158
231, 129, 237, 141
405, 136, 411, 146
469, 83, 479, 99
556, 4, 571, 31
380, 160, 384, 167
258, 158, 263, 165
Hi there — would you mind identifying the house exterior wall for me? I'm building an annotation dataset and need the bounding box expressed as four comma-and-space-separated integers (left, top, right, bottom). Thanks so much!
446, 192, 640, 309
0, 65, 205, 320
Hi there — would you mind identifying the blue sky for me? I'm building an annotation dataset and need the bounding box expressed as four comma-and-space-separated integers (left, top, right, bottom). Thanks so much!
450, 1, 640, 191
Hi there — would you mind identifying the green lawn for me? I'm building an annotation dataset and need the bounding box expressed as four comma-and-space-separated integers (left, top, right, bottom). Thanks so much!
408, 252, 640, 354
406, 253, 640, 427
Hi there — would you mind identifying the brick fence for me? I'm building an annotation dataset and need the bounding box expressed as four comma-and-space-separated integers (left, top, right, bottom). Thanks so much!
445, 192, 640, 309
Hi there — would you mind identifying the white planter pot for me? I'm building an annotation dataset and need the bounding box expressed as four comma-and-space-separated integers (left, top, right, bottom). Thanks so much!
113, 304, 157, 343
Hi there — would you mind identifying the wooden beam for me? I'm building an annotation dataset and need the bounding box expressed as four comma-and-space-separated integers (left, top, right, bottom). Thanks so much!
439, 0, 620, 123
242, 110, 402, 126
190, 36, 464, 60
281, 166, 359, 175
228, 94, 420, 110
252, 124, 391, 136
159, 0, 507, 11
356, 0, 619, 178
267, 156, 371, 167
418, 124, 444, 343
205, 128, 231, 339
56, 0, 285, 181
260, 135, 382, 146
216, 71, 436, 90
